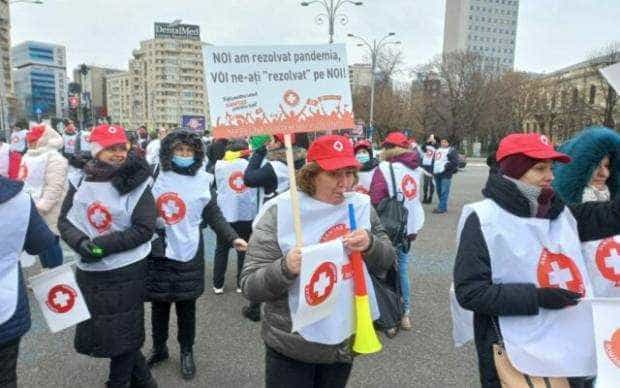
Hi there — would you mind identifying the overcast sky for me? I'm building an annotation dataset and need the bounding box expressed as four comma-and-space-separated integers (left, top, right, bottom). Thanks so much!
10, 0, 620, 80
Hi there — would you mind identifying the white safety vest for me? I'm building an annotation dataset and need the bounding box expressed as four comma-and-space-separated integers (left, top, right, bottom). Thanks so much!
151, 169, 213, 262
0, 191, 30, 324
422, 145, 435, 167
258, 160, 290, 208
353, 168, 376, 195
215, 159, 258, 223
146, 139, 161, 166
67, 178, 151, 271
379, 161, 425, 235
63, 133, 78, 155
10, 130, 27, 153
433, 146, 451, 174
460, 199, 596, 377
260, 191, 379, 344
0, 142, 9, 177
582, 236, 620, 297
79, 131, 91, 152
19, 151, 51, 200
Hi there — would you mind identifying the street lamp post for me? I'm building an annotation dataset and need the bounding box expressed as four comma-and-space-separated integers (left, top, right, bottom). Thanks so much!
347, 32, 401, 132
300, 0, 363, 44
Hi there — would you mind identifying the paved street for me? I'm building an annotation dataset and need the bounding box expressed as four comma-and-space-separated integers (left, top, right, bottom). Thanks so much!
18, 163, 488, 388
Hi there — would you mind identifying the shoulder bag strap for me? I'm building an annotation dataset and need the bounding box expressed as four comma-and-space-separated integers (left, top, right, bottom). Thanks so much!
389, 162, 398, 199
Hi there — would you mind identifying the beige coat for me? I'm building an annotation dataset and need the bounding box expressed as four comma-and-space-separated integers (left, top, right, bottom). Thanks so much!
21, 126, 68, 234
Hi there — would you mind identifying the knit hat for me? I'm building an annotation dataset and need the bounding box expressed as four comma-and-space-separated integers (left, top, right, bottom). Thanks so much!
26, 125, 46, 143
499, 154, 541, 179
89, 124, 128, 157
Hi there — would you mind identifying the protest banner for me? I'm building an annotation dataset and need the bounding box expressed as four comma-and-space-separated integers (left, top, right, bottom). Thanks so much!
30, 263, 90, 333
600, 62, 620, 93
204, 44, 355, 139
590, 298, 620, 387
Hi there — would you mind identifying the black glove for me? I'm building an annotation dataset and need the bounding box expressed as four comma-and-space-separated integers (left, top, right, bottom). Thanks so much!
536, 287, 581, 310
78, 239, 105, 263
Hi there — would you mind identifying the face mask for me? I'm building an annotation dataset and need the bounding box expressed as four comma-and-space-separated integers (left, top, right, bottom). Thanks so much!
356, 153, 370, 164
172, 155, 195, 168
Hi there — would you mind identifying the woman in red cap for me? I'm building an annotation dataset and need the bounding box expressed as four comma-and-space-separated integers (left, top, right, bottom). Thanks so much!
352, 139, 378, 194
369, 131, 424, 331
241, 135, 395, 387
58, 124, 158, 388
454, 133, 620, 388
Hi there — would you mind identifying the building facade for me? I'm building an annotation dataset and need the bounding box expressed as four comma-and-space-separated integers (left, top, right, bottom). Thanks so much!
107, 22, 208, 131
349, 63, 372, 92
522, 54, 620, 143
72, 65, 124, 120
11, 41, 67, 121
0, 0, 17, 133
443, 0, 519, 72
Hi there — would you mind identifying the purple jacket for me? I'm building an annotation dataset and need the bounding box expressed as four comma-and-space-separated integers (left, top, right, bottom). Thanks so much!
370, 151, 421, 206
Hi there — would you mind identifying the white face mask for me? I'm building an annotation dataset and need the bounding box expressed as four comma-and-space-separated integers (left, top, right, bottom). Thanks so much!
356, 152, 370, 164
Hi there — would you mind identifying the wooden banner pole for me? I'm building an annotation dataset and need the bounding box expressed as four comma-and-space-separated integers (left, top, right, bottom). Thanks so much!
284, 134, 304, 247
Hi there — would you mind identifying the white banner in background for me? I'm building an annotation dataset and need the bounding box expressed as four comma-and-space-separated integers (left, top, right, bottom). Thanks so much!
30, 264, 90, 333
591, 299, 620, 388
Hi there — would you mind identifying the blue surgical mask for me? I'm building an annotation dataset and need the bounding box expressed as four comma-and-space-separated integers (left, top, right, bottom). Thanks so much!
172, 155, 195, 168
356, 153, 370, 164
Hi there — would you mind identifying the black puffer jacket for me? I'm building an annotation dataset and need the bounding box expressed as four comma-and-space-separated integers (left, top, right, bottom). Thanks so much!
243, 145, 306, 199
58, 156, 156, 358
146, 131, 238, 302
454, 173, 620, 387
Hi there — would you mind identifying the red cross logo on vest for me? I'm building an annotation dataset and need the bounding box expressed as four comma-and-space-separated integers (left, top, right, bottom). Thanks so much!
45, 284, 77, 314
595, 237, 620, 285
67, 138, 75, 147
17, 164, 28, 180
228, 170, 246, 193
537, 249, 585, 295
320, 224, 353, 279
434, 151, 443, 160
156, 192, 187, 225
283, 90, 300, 107
353, 185, 369, 195
604, 328, 620, 368
425, 150, 433, 158
401, 174, 417, 200
87, 202, 113, 233
305, 261, 338, 306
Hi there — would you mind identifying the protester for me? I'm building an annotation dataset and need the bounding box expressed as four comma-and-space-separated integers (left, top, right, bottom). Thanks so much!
9, 123, 28, 155
146, 127, 169, 166
62, 121, 92, 183
369, 131, 424, 330
241, 133, 306, 321
352, 139, 378, 194
454, 132, 620, 388
421, 134, 437, 204
61, 121, 79, 157
553, 126, 620, 298
0, 138, 20, 179
58, 124, 158, 388
241, 135, 395, 387
205, 138, 228, 174
20, 124, 68, 236
137, 126, 150, 151
212, 139, 256, 294
0, 175, 63, 388
146, 130, 247, 380
432, 137, 459, 214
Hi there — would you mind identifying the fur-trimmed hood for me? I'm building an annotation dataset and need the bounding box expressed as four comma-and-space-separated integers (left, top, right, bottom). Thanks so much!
380, 147, 420, 170
159, 130, 205, 175
553, 126, 620, 205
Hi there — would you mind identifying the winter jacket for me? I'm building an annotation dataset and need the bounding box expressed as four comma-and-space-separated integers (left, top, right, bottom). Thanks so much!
21, 127, 68, 234
243, 145, 306, 197
553, 126, 620, 205
435, 146, 459, 179
0, 177, 60, 345
359, 157, 379, 173
369, 147, 421, 206
146, 131, 239, 302
453, 173, 620, 387
240, 204, 395, 364
57, 156, 156, 358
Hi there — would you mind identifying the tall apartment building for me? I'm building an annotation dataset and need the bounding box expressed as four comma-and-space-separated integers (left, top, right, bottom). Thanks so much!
0, 0, 17, 132
107, 22, 208, 130
443, 0, 519, 72
11, 41, 67, 120
72, 65, 124, 119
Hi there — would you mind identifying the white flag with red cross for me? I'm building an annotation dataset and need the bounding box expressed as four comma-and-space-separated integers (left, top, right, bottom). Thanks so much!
30, 263, 90, 333
591, 299, 620, 388
291, 239, 346, 333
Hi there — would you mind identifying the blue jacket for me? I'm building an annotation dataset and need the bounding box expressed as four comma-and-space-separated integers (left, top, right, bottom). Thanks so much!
553, 126, 620, 205
0, 176, 60, 345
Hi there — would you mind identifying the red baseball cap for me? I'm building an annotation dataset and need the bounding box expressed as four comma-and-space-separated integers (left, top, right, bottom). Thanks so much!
89, 124, 128, 157
26, 125, 46, 143
382, 132, 410, 148
496, 133, 571, 163
307, 135, 361, 171
354, 139, 372, 153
